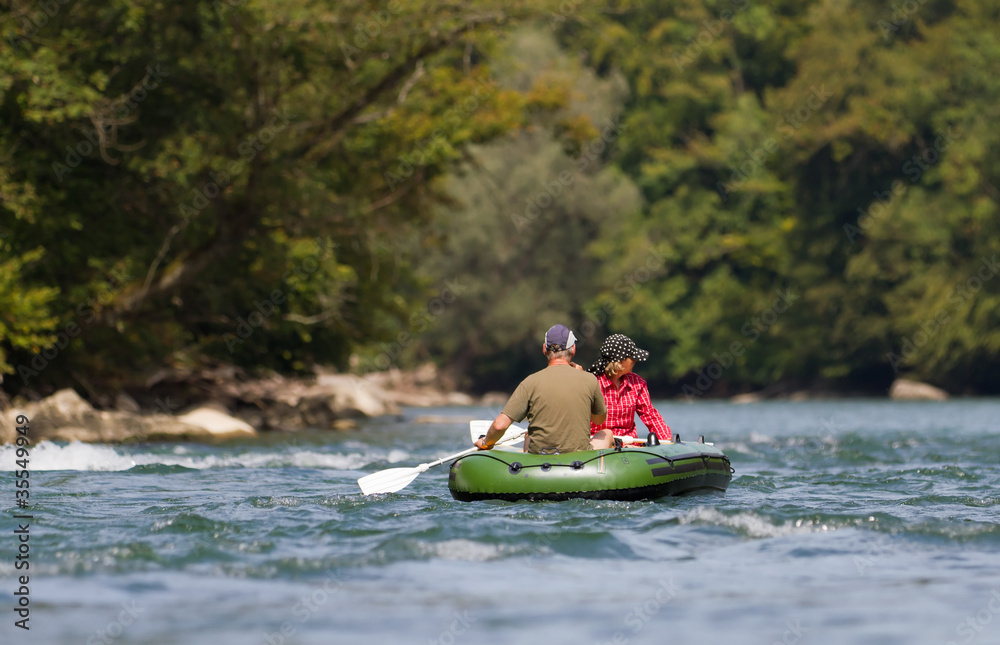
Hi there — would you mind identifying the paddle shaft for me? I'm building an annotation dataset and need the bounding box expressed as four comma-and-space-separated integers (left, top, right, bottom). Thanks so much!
427, 430, 528, 467
358, 431, 527, 495
420, 445, 491, 472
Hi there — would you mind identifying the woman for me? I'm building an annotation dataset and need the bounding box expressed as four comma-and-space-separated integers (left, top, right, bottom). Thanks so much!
587, 334, 672, 443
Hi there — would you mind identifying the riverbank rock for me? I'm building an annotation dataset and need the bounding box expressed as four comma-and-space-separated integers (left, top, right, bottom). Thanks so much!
889, 378, 949, 401
730, 392, 764, 404
177, 404, 257, 439
1, 363, 501, 444
135, 363, 482, 434
358, 363, 476, 407
139, 367, 401, 432
316, 373, 400, 418
0, 388, 256, 444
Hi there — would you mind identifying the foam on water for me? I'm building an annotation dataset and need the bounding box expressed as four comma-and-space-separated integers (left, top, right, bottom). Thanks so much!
0, 440, 410, 472
413, 538, 509, 561
678, 507, 838, 538
4, 441, 139, 471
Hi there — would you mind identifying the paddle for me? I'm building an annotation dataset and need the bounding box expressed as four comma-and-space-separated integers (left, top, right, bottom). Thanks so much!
468, 419, 650, 446
358, 431, 527, 495
469, 419, 527, 445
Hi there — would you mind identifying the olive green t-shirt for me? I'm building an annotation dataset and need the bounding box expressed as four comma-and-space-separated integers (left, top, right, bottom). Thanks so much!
502, 364, 606, 454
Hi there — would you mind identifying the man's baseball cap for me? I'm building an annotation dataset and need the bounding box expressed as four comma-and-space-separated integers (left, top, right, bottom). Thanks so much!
544, 324, 577, 351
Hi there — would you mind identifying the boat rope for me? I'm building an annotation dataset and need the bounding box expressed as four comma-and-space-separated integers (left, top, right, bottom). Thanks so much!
458, 450, 733, 475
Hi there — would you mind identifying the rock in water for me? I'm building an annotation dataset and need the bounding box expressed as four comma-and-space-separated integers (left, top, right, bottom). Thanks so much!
0, 388, 257, 444
177, 406, 257, 439
889, 379, 949, 401
316, 373, 400, 417
21, 388, 103, 440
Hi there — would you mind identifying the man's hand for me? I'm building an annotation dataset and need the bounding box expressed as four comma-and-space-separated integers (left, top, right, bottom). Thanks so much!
476, 414, 513, 450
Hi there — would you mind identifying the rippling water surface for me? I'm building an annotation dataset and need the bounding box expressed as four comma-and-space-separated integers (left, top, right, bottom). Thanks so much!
2, 400, 999, 645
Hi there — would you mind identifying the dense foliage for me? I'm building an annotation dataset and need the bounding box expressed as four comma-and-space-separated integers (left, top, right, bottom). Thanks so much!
414, 0, 1000, 395
567, 0, 1000, 395
2, 0, 998, 399
1, 0, 572, 398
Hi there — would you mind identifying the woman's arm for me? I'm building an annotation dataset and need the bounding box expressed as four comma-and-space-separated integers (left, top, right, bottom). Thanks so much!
634, 378, 671, 440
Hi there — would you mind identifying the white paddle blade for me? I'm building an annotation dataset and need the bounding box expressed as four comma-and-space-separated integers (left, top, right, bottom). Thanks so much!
358, 467, 421, 495
469, 420, 526, 445
469, 420, 492, 442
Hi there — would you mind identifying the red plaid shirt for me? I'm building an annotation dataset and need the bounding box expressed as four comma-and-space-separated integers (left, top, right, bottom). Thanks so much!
590, 373, 672, 440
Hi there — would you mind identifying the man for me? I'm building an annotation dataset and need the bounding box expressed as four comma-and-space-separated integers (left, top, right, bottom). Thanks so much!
474, 324, 613, 454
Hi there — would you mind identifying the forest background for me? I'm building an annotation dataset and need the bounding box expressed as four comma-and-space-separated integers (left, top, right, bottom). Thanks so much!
2, 0, 998, 404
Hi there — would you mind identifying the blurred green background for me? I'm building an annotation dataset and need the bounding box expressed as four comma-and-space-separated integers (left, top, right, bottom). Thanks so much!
2, 0, 998, 400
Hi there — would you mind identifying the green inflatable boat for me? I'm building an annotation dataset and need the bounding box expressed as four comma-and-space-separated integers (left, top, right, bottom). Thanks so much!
449, 436, 733, 502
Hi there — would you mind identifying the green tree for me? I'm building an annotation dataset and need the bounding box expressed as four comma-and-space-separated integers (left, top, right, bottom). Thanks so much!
557, 0, 1000, 395
397, 27, 643, 391
0, 246, 59, 379
0, 0, 569, 396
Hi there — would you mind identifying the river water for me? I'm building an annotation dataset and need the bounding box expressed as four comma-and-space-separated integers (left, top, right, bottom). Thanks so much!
2, 400, 999, 645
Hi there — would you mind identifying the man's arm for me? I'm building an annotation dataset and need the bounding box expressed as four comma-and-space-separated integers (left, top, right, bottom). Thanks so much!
590, 378, 607, 426
474, 413, 514, 450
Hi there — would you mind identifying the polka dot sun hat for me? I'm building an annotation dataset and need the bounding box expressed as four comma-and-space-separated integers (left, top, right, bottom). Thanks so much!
587, 334, 649, 375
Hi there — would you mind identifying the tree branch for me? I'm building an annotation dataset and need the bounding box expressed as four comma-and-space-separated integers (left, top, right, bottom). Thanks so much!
289, 16, 501, 161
